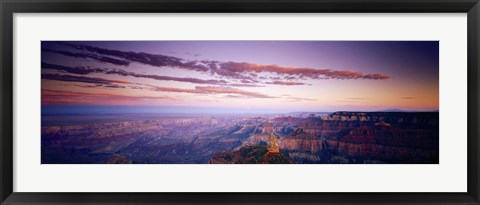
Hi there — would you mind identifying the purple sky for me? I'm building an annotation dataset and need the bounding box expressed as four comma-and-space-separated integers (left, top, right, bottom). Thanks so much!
41, 41, 439, 113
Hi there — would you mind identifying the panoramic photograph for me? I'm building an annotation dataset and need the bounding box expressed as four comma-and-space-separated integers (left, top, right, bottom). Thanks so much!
41, 41, 439, 164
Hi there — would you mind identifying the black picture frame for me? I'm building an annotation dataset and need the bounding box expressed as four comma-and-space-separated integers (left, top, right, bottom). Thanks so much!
1, 0, 479, 204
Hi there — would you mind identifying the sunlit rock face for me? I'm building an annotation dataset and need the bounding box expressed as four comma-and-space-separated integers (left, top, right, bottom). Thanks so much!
210, 132, 292, 164
267, 133, 280, 153
209, 145, 293, 164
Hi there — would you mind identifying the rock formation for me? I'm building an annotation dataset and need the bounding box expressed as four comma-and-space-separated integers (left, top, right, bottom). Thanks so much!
209, 145, 293, 164
267, 133, 280, 153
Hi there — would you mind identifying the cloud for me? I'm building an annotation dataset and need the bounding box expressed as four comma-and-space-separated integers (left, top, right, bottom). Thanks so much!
265, 81, 308, 86
185, 52, 201, 57
57, 42, 209, 72
104, 68, 229, 85
228, 83, 263, 87
224, 95, 246, 98
42, 62, 107, 75
42, 62, 257, 87
153, 86, 202, 94
153, 86, 275, 98
42, 89, 168, 99
42, 89, 173, 105
42, 73, 128, 86
43, 48, 130, 66
72, 84, 103, 88
104, 85, 127, 88
52, 42, 390, 81
346, 97, 367, 100
402, 96, 414, 100
195, 86, 275, 98
281, 95, 316, 102
215, 62, 390, 80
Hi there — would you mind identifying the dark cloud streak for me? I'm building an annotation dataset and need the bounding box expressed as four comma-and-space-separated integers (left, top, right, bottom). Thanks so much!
52, 42, 390, 81
41, 73, 127, 86
43, 48, 130, 66
58, 42, 209, 72
42, 62, 106, 75
42, 62, 252, 86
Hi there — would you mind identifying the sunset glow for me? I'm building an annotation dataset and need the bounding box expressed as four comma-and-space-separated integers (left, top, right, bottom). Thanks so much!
41, 41, 439, 113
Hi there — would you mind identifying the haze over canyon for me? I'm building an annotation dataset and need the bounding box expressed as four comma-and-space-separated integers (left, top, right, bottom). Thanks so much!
42, 111, 439, 164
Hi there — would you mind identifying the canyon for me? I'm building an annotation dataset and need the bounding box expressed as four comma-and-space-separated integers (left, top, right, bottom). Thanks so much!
42, 111, 439, 164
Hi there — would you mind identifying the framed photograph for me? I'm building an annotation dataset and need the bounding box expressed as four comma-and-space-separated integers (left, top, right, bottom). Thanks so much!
1, 0, 479, 204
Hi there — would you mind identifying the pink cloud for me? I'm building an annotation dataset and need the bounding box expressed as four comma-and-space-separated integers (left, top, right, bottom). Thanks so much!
153, 86, 275, 98
42, 89, 174, 105
265, 81, 308, 86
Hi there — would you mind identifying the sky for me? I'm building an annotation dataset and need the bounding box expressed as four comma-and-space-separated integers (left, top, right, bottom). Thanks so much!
41, 41, 439, 114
